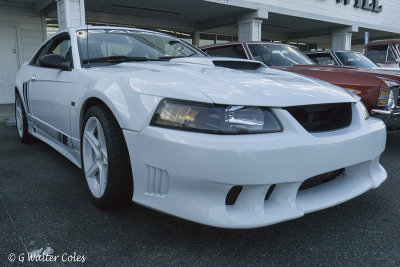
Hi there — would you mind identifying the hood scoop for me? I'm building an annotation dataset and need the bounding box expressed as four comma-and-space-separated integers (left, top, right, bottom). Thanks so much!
212, 60, 264, 70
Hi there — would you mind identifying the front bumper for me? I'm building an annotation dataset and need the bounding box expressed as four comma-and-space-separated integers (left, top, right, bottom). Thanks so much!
124, 106, 387, 229
371, 108, 400, 130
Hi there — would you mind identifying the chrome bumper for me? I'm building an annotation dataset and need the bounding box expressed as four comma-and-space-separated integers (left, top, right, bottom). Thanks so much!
371, 109, 400, 130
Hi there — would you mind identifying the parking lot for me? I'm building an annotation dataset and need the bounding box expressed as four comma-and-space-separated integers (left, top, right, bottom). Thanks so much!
0, 119, 399, 266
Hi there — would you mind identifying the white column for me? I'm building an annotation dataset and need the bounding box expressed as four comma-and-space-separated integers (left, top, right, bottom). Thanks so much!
237, 8, 268, 42
238, 19, 262, 42
331, 26, 358, 51
193, 30, 200, 46
56, 0, 86, 30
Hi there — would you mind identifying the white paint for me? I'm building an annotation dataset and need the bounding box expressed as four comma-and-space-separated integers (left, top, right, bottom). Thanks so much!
238, 19, 262, 42
56, 0, 86, 30
0, 26, 18, 104
15, 26, 387, 229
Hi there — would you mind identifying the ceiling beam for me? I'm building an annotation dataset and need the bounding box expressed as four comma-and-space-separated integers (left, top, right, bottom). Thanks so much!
33, 0, 54, 14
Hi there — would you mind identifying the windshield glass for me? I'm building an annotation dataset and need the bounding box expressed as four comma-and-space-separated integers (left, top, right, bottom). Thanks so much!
76, 29, 205, 65
335, 51, 378, 68
247, 44, 315, 66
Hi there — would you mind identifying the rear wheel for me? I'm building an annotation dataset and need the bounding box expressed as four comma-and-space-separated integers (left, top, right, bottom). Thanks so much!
15, 93, 32, 143
81, 104, 133, 208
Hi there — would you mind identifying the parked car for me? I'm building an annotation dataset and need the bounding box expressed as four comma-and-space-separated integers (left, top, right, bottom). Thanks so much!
15, 27, 387, 229
305, 50, 378, 68
201, 42, 400, 129
364, 39, 400, 68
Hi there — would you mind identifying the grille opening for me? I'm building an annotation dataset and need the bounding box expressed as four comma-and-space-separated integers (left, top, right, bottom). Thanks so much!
213, 60, 262, 70
299, 169, 345, 191
285, 103, 352, 132
265, 184, 276, 201
225, 186, 243, 205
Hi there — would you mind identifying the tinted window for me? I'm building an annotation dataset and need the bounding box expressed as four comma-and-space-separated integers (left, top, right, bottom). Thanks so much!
204, 45, 247, 59
365, 45, 395, 64
248, 44, 315, 66
335, 51, 378, 68
307, 53, 337, 65
48, 39, 72, 62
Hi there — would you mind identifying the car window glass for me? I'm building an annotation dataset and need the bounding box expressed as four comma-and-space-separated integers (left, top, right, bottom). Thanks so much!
47, 38, 72, 62
76, 29, 204, 65
204, 45, 247, 59
248, 44, 315, 66
307, 54, 337, 65
335, 52, 378, 68
387, 46, 396, 62
32, 41, 52, 66
366, 45, 389, 64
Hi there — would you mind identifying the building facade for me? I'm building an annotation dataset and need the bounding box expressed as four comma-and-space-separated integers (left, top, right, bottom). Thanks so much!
0, 0, 399, 104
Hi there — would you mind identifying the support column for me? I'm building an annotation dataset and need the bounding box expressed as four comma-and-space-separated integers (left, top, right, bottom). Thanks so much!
238, 19, 262, 42
56, 0, 85, 30
237, 8, 268, 42
193, 30, 200, 46
331, 26, 358, 51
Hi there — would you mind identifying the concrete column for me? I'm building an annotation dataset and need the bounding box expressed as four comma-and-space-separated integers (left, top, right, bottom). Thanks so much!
237, 8, 268, 42
238, 19, 262, 42
56, 0, 85, 30
331, 26, 358, 51
193, 30, 200, 46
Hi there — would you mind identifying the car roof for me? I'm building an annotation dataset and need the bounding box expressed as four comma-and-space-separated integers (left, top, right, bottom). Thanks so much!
366, 39, 400, 46
306, 50, 361, 54
199, 41, 297, 49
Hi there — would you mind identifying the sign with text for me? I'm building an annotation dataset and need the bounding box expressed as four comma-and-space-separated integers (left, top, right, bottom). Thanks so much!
336, 0, 383, 13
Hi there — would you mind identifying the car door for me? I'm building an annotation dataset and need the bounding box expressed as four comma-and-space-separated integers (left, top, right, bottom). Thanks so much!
29, 34, 74, 139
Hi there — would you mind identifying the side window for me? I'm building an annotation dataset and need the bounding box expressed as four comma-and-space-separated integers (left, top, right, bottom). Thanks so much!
205, 45, 248, 59
366, 45, 394, 64
31, 41, 52, 66
34, 35, 72, 68
307, 54, 337, 65
387, 46, 396, 62
48, 38, 72, 63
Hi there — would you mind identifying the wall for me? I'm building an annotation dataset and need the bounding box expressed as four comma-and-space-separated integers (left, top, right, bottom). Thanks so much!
0, 1, 46, 67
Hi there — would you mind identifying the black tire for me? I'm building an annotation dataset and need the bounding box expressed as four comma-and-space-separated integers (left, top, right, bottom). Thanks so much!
15, 93, 32, 143
81, 104, 133, 209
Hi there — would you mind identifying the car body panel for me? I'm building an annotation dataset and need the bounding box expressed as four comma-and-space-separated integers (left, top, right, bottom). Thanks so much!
15, 27, 387, 228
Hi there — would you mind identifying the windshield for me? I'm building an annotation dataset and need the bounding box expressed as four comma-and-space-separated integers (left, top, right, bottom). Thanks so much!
76, 29, 205, 66
247, 44, 315, 66
335, 51, 378, 68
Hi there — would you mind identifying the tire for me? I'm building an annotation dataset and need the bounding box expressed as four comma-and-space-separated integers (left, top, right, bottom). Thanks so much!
15, 93, 32, 143
81, 104, 133, 209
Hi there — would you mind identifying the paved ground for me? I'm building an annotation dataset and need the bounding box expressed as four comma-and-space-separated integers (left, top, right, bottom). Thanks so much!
0, 121, 399, 266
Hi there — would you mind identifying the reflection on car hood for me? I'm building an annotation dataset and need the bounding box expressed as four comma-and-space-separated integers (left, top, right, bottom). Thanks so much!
86, 58, 357, 107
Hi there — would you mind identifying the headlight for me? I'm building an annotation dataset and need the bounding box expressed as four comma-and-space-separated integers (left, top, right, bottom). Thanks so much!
377, 87, 399, 108
150, 99, 282, 134
356, 101, 370, 120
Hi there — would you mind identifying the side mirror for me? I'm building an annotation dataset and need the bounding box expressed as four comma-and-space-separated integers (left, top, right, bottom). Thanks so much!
39, 54, 71, 70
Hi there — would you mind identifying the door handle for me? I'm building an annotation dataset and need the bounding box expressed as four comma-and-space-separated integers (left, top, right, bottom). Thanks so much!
31, 75, 36, 81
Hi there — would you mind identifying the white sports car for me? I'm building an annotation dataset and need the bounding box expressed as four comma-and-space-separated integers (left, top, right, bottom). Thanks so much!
15, 26, 387, 228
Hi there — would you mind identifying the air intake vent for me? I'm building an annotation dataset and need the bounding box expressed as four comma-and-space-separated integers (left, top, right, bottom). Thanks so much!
146, 165, 169, 197
285, 103, 352, 132
213, 60, 263, 70
299, 169, 345, 190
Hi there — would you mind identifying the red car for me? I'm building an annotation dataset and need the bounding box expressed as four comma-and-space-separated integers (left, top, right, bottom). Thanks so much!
201, 42, 400, 130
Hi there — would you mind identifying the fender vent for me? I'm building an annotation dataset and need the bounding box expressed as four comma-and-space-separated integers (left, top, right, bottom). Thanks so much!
213, 60, 263, 70
146, 165, 169, 197
285, 103, 352, 132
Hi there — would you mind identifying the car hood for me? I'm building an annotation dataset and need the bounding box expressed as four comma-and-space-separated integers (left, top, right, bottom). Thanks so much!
278, 64, 400, 87
86, 58, 357, 107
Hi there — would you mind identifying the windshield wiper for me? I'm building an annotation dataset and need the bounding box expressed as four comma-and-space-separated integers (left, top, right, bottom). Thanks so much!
83, 56, 152, 64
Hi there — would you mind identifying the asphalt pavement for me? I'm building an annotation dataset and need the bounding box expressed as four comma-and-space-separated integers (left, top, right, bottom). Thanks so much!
0, 121, 399, 266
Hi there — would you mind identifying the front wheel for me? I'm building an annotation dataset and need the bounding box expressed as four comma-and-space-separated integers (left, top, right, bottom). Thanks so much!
81, 104, 133, 208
